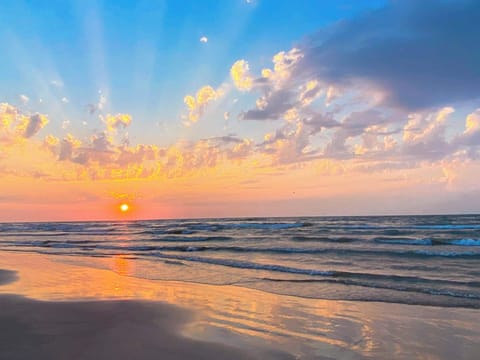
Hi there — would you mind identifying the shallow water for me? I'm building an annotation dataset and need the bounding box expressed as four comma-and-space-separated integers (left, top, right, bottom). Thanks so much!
1, 214, 480, 308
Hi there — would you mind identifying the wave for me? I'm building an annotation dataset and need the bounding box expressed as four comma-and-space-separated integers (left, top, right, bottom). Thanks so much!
414, 249, 479, 257
146, 245, 480, 258
449, 239, 480, 246
140, 251, 477, 287
135, 229, 197, 235
374, 238, 433, 245
134, 222, 308, 234
291, 236, 357, 243
150, 236, 234, 242
414, 224, 480, 230
143, 252, 335, 276
4, 241, 480, 259
224, 222, 306, 230
259, 277, 480, 301
375, 238, 480, 247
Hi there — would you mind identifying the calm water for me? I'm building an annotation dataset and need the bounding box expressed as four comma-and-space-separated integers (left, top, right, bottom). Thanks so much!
1, 215, 480, 308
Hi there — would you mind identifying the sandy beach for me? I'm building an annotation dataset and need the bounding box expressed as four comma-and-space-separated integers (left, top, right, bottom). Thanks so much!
0, 255, 294, 359
0, 251, 479, 359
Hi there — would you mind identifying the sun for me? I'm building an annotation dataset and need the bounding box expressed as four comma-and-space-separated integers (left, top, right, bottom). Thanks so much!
119, 203, 129, 212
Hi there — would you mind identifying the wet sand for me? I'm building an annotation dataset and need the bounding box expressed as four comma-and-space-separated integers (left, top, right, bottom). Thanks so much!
0, 269, 291, 360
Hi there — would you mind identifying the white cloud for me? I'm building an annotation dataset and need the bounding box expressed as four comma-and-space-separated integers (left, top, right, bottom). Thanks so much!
19, 95, 30, 104
61, 97, 69, 103
200, 36, 208, 43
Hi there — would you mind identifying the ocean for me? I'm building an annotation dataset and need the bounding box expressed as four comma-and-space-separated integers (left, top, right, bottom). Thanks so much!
1, 214, 479, 309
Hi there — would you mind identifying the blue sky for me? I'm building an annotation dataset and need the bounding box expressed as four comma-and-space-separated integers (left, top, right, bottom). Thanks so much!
0, 0, 387, 144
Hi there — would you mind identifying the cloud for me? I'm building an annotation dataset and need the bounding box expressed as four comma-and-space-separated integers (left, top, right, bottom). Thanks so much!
61, 97, 69, 103
465, 109, 480, 135
240, 89, 294, 120
230, 60, 253, 91
61, 120, 70, 130
58, 134, 82, 161
261, 48, 303, 89
302, 111, 339, 135
1, 1, 480, 189
451, 109, 480, 150
200, 36, 208, 43
299, 80, 321, 106
233, 48, 308, 121
228, 138, 254, 159
0, 108, 48, 141
23, 114, 49, 138
260, 121, 311, 164
19, 95, 29, 104
87, 92, 107, 114
400, 107, 454, 161
50, 80, 64, 88
104, 113, 132, 132
184, 85, 223, 124
43, 134, 59, 151
323, 110, 392, 157
297, 0, 480, 110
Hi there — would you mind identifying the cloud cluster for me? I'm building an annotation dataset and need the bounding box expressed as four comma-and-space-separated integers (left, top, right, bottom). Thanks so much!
216, 0, 480, 174
2, 1, 480, 189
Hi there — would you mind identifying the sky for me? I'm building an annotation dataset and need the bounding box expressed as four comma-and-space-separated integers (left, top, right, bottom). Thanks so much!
0, 0, 479, 221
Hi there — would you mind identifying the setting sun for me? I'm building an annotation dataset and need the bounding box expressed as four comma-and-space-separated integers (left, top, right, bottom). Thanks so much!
119, 204, 129, 212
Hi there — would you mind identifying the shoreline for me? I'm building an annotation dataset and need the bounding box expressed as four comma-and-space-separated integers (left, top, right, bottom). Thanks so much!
3, 248, 479, 310
1, 251, 479, 359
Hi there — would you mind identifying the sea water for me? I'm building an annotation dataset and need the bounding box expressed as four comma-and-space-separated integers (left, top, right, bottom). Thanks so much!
1, 214, 479, 309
